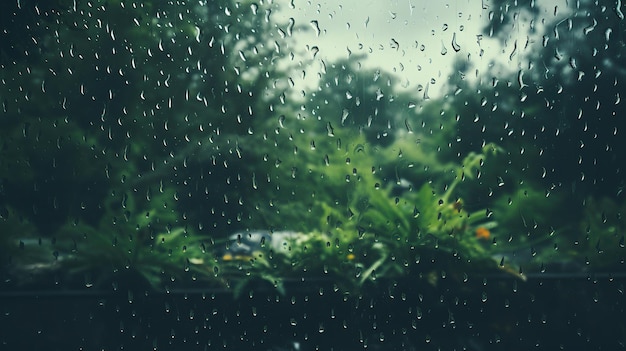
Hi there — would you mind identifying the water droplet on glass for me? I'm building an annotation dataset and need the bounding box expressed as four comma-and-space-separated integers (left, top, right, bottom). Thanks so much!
451, 32, 461, 52
310, 20, 321, 36
440, 40, 448, 55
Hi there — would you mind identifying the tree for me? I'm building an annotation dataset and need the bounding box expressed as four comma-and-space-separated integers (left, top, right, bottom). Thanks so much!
0, 0, 298, 287
481, 0, 626, 198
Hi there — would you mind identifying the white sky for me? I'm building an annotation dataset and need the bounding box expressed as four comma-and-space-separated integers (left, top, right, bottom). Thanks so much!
272, 0, 569, 100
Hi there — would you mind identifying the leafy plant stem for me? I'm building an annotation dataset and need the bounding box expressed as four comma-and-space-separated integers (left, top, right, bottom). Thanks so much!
359, 252, 388, 285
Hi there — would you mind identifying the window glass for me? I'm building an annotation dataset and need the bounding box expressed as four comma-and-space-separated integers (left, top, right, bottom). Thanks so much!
1, 0, 624, 349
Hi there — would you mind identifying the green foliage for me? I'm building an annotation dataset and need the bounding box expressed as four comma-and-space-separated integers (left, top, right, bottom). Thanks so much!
572, 197, 626, 267
241, 141, 512, 292
0, 0, 291, 289
4, 0, 622, 299
0, 184, 219, 289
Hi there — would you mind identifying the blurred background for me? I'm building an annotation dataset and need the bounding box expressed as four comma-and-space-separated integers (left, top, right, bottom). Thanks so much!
1, 0, 625, 349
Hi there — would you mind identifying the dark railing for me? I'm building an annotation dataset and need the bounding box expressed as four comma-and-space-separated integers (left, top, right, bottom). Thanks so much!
1, 272, 624, 351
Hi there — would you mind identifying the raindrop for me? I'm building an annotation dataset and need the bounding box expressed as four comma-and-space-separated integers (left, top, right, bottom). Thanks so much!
326, 122, 335, 136
194, 26, 201, 43
451, 32, 461, 52
341, 109, 349, 125
310, 20, 321, 36
287, 18, 295, 36
617, 0, 625, 19
440, 40, 448, 55
310, 46, 319, 58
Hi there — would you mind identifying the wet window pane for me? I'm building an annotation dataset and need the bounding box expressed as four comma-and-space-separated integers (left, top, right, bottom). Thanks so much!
1, 0, 624, 349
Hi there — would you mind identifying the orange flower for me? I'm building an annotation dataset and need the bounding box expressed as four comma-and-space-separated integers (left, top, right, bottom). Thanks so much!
475, 227, 490, 240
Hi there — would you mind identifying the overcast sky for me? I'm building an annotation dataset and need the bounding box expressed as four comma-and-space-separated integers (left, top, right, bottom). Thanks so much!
272, 0, 569, 99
